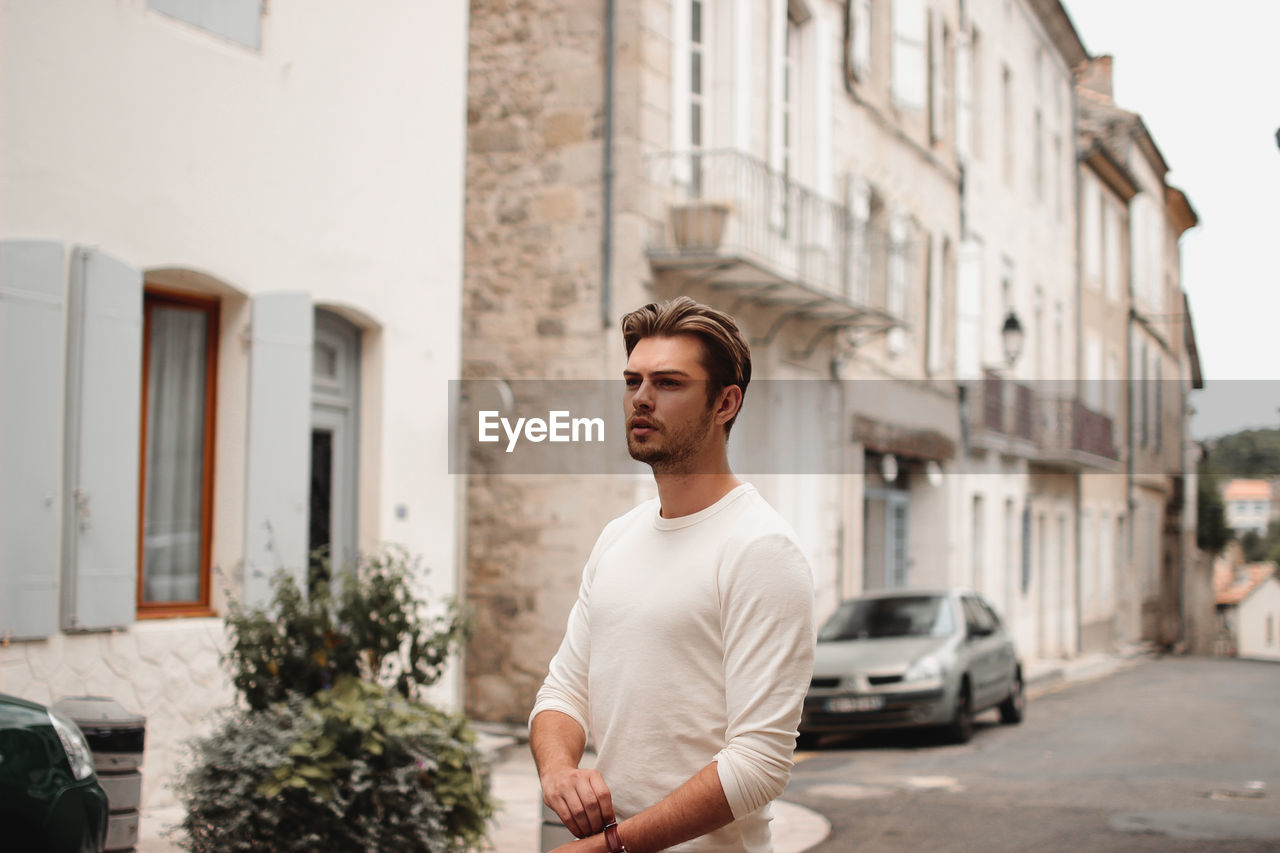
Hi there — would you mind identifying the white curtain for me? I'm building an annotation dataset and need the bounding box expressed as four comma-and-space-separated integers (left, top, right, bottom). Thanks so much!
143, 306, 207, 602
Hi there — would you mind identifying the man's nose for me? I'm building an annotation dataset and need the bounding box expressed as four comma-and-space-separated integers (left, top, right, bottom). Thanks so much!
631, 379, 654, 410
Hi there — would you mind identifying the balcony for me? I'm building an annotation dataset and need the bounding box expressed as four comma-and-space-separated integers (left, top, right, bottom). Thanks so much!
646, 148, 903, 334
965, 372, 1120, 471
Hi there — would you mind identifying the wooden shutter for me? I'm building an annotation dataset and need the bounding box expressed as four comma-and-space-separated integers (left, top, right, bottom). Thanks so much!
0, 241, 66, 639
242, 292, 312, 606
63, 247, 143, 631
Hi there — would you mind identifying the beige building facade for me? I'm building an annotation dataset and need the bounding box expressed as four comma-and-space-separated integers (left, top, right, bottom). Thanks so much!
462, 1, 1208, 723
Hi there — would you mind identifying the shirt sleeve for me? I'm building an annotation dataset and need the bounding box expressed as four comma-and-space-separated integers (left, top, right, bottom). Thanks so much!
528, 519, 619, 736
712, 532, 816, 819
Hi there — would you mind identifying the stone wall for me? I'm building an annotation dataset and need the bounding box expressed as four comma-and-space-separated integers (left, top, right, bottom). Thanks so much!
0, 620, 233, 808
463, 0, 645, 722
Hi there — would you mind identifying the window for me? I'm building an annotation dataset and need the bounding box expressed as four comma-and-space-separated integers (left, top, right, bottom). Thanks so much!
1004, 498, 1017, 604
972, 494, 986, 592
138, 290, 219, 614
1084, 180, 1101, 286
955, 27, 972, 159
848, 176, 872, 304
926, 235, 948, 376
1154, 355, 1163, 451
846, 0, 872, 83
1033, 109, 1044, 202
887, 212, 910, 326
1081, 510, 1094, 607
1001, 64, 1014, 187
1021, 505, 1032, 595
970, 28, 983, 158
690, 0, 707, 194
780, 13, 799, 235
149, 0, 263, 50
892, 0, 927, 111
1053, 135, 1063, 220
928, 12, 948, 143
962, 596, 995, 636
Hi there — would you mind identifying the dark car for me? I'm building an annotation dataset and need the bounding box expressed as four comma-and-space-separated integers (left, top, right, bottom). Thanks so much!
799, 588, 1025, 745
0, 692, 108, 853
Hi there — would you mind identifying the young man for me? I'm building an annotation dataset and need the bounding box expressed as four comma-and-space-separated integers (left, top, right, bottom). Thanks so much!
530, 297, 816, 852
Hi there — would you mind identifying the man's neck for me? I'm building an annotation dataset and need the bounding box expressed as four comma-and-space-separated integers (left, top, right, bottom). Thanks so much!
653, 466, 743, 519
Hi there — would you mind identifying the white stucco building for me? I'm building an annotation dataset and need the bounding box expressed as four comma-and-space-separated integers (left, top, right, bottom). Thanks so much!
0, 0, 470, 808
1216, 563, 1280, 662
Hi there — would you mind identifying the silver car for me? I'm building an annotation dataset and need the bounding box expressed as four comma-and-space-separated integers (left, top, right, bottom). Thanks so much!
799, 588, 1025, 745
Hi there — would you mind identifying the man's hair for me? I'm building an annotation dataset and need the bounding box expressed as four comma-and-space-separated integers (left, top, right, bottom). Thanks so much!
620, 296, 752, 434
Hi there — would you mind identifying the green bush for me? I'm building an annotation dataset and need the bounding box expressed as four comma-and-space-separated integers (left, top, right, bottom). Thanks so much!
174, 679, 494, 852
224, 547, 468, 710
174, 549, 493, 852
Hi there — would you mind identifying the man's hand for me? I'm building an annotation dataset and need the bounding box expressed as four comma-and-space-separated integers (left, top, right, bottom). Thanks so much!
541, 766, 615, 839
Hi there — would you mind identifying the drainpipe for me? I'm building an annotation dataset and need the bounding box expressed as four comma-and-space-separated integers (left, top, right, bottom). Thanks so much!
1071, 83, 1084, 656
600, 0, 617, 329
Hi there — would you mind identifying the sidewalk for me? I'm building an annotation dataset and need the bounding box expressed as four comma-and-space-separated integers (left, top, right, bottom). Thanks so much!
138, 646, 1151, 852
1022, 642, 1153, 696
136, 728, 831, 852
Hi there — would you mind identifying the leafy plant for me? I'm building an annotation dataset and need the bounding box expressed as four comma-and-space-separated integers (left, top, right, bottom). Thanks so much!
174, 679, 495, 853
224, 546, 468, 711
174, 547, 493, 852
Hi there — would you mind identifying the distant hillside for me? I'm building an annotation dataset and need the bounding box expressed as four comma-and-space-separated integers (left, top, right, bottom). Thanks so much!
1203, 429, 1280, 477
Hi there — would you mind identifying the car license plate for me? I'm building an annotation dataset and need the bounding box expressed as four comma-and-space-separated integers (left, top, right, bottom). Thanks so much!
826, 695, 884, 713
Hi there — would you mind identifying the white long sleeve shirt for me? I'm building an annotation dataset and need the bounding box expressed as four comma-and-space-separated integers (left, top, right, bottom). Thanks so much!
531, 484, 816, 852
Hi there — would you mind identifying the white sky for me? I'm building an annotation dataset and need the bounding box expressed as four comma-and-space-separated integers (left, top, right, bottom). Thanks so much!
1062, 0, 1280, 438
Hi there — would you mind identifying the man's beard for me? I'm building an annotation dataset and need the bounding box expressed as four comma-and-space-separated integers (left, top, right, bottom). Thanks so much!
626, 405, 717, 473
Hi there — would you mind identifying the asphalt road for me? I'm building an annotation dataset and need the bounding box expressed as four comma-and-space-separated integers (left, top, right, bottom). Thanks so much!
784, 657, 1280, 852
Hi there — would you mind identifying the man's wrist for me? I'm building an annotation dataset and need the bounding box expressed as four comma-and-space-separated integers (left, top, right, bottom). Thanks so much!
603, 819, 628, 852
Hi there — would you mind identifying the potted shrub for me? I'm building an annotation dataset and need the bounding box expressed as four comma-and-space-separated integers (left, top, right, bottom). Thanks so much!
172, 548, 494, 853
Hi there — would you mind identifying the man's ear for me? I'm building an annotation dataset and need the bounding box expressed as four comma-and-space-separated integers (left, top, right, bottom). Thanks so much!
714, 385, 743, 426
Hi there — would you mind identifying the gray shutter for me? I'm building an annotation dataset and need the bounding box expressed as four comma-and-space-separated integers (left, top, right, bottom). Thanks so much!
0, 241, 66, 639
242, 292, 312, 606
149, 0, 263, 50
63, 247, 143, 631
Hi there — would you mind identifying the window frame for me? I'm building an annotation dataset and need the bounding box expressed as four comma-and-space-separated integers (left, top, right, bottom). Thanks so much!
136, 287, 220, 618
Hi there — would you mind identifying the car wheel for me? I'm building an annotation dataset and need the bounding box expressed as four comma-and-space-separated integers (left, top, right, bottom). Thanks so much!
999, 670, 1025, 725
795, 732, 819, 751
946, 681, 974, 744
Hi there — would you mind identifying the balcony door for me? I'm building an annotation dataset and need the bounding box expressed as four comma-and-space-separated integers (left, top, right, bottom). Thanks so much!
309, 310, 360, 585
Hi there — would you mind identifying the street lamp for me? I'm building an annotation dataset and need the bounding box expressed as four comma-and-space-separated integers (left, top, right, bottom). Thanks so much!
1001, 310, 1025, 369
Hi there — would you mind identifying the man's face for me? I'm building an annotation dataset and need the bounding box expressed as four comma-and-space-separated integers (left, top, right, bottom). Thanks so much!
623, 335, 723, 473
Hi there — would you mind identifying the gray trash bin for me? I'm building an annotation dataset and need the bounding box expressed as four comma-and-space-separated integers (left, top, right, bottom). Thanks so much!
54, 696, 146, 853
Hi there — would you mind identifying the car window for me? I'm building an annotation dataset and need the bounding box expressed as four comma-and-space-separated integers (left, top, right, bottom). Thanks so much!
818, 595, 952, 641
977, 598, 1003, 630
961, 596, 994, 635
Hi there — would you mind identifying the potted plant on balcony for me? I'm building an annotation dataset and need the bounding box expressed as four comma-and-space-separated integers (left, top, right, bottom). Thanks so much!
669, 200, 732, 251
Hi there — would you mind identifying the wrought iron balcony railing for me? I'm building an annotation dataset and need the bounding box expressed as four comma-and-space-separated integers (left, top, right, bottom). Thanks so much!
965, 372, 1118, 466
647, 148, 903, 318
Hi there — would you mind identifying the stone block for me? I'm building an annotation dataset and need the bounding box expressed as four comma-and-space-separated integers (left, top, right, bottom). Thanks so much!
471, 124, 525, 154
544, 112, 588, 148
534, 188, 581, 223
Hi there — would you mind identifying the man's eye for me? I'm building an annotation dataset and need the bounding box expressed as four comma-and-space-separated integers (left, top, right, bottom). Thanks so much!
659, 379, 679, 388
624, 378, 640, 388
